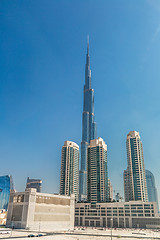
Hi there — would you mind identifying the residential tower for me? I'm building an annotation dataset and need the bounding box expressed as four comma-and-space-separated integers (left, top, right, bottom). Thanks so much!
60, 141, 79, 201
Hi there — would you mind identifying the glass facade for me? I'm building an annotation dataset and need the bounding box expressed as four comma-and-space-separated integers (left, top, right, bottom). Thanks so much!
0, 175, 14, 210
146, 170, 159, 211
80, 41, 97, 201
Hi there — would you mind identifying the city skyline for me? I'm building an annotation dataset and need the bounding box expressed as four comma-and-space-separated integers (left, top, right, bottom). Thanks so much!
1, 1, 160, 204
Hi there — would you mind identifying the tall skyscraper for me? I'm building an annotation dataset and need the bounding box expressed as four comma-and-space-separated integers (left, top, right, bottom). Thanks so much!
0, 175, 14, 210
26, 177, 42, 193
123, 169, 130, 202
146, 170, 159, 210
124, 131, 148, 202
79, 39, 97, 201
108, 179, 113, 202
87, 137, 108, 204
60, 141, 79, 201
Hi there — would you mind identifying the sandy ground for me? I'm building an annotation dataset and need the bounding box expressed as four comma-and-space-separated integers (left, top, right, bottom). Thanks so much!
0, 227, 160, 239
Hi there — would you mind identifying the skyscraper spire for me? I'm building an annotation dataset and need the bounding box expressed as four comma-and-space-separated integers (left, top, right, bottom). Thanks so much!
87, 35, 89, 55
86, 35, 90, 68
79, 39, 97, 201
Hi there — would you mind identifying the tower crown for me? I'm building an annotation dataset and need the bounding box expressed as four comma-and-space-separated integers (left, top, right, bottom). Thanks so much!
64, 141, 79, 149
89, 137, 107, 150
127, 131, 140, 139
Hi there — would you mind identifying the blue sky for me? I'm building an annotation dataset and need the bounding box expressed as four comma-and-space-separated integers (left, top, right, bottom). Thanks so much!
0, 0, 160, 202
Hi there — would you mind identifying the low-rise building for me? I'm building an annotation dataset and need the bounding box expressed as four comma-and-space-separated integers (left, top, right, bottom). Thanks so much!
75, 201, 160, 229
6, 188, 75, 231
0, 209, 7, 225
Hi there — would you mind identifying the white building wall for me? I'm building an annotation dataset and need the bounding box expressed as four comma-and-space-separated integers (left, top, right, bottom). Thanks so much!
6, 189, 75, 231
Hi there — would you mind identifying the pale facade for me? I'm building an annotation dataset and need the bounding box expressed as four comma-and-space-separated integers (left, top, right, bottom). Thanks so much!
124, 131, 148, 202
75, 201, 160, 229
60, 141, 79, 201
6, 188, 75, 231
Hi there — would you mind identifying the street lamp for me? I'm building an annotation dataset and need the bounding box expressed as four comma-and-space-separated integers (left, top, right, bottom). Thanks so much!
38, 217, 41, 237
110, 218, 113, 240
10, 217, 15, 237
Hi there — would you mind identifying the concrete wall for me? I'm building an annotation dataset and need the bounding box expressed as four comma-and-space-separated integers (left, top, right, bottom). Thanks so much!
6, 189, 75, 231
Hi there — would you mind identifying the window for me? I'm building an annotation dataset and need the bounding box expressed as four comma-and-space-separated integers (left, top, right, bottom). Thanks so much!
125, 213, 130, 216
145, 214, 150, 217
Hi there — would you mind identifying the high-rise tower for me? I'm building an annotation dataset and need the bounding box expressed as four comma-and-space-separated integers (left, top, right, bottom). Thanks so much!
0, 175, 14, 210
79, 39, 97, 201
124, 131, 148, 202
146, 170, 159, 210
87, 137, 108, 204
26, 177, 42, 193
60, 141, 79, 201
108, 179, 113, 202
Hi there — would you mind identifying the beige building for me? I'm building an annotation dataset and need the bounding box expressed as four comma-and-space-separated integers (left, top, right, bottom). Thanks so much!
75, 201, 160, 229
6, 188, 75, 231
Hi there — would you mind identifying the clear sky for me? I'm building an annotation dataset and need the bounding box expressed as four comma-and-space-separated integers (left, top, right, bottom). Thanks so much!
0, 0, 160, 202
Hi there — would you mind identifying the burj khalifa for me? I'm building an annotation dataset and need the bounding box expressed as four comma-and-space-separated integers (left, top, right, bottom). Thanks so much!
79, 40, 97, 201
